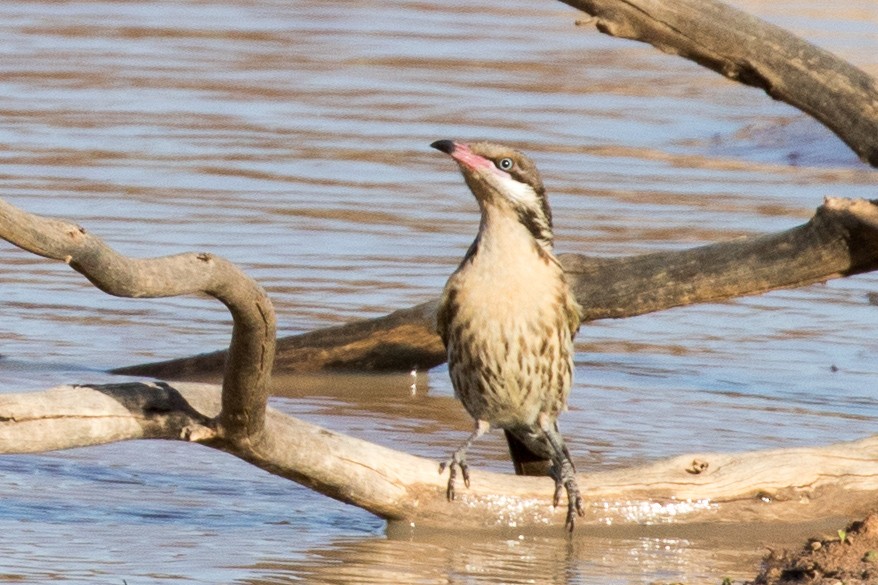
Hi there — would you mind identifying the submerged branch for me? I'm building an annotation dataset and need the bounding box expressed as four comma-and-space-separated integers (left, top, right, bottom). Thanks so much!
115, 197, 878, 379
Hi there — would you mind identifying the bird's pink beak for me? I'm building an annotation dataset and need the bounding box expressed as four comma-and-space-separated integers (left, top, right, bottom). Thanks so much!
431, 140, 496, 173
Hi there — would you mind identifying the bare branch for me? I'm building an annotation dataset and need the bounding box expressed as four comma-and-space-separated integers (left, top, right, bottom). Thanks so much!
115, 197, 878, 379
0, 198, 275, 440
558, 0, 878, 166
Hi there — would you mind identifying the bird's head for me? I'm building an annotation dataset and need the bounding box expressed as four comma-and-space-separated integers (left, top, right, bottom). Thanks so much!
431, 139, 554, 247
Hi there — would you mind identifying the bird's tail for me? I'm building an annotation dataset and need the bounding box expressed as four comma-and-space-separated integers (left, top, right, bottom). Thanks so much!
504, 430, 553, 476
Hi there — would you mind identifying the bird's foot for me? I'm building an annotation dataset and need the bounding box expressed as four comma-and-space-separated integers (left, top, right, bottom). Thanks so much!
551, 460, 584, 532
561, 477, 585, 533
438, 453, 470, 501
440, 421, 488, 501
552, 474, 564, 507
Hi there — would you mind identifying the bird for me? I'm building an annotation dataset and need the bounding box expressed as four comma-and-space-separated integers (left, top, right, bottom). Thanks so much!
430, 139, 584, 531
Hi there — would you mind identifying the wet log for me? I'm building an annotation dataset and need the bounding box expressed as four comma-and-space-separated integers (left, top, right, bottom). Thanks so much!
560, 0, 878, 167
115, 197, 878, 380
3, 381, 878, 531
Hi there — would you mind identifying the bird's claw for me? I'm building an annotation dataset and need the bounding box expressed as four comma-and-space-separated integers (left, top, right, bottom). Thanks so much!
561, 479, 585, 533
439, 456, 469, 501
552, 475, 563, 508
550, 463, 583, 532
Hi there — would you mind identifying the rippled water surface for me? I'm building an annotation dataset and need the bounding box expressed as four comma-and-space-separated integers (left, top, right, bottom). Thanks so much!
1, 0, 877, 583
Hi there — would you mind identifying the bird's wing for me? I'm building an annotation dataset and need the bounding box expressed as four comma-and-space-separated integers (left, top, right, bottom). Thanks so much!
436, 239, 478, 347
435, 285, 456, 349
565, 291, 584, 340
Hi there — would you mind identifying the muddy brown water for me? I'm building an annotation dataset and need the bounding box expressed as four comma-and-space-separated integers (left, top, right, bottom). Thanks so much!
1, 1, 877, 583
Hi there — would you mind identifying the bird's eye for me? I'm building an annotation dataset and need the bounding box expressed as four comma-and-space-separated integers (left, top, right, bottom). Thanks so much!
497, 158, 514, 171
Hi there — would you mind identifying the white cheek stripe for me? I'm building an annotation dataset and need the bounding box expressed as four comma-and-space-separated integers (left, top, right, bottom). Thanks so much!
496, 174, 540, 206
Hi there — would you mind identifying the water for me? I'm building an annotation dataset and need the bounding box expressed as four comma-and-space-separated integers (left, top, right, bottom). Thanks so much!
1, 0, 877, 582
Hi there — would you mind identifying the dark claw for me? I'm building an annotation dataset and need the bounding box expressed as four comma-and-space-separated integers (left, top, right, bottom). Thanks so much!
440, 458, 464, 501
552, 475, 563, 508
563, 479, 584, 533
447, 461, 457, 501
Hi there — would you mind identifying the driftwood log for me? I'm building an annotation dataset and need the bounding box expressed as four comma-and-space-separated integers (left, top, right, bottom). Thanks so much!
4, 380, 878, 531
562, 0, 878, 166
114, 197, 878, 379
2, 0, 878, 532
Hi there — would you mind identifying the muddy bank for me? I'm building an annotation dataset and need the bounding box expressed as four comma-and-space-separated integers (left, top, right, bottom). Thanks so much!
746, 514, 878, 585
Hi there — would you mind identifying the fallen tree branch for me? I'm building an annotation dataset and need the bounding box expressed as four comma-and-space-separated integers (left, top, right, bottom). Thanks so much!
115, 197, 878, 379
113, 0, 878, 381
0, 198, 275, 441
558, 0, 878, 166
4, 381, 878, 531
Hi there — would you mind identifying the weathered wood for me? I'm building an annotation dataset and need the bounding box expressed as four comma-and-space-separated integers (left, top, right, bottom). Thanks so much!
114, 197, 878, 380
113, 300, 442, 381
559, 0, 878, 167
3, 381, 878, 531
0, 198, 275, 441
564, 197, 878, 320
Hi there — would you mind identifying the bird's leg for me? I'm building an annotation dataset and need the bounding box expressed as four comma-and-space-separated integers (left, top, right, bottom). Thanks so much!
439, 419, 490, 501
538, 414, 584, 532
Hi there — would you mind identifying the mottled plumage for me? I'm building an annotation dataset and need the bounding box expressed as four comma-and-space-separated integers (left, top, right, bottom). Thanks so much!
431, 139, 584, 531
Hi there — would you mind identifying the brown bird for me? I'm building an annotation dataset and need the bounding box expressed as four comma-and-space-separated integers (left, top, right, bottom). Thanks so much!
431, 139, 584, 531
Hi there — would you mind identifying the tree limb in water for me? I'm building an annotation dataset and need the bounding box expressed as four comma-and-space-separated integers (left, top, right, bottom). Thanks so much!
114, 0, 878, 380
0, 197, 275, 443
559, 0, 878, 166
114, 197, 878, 379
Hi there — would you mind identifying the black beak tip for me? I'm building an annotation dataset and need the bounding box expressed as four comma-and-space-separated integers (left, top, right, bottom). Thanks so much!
430, 139, 455, 154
